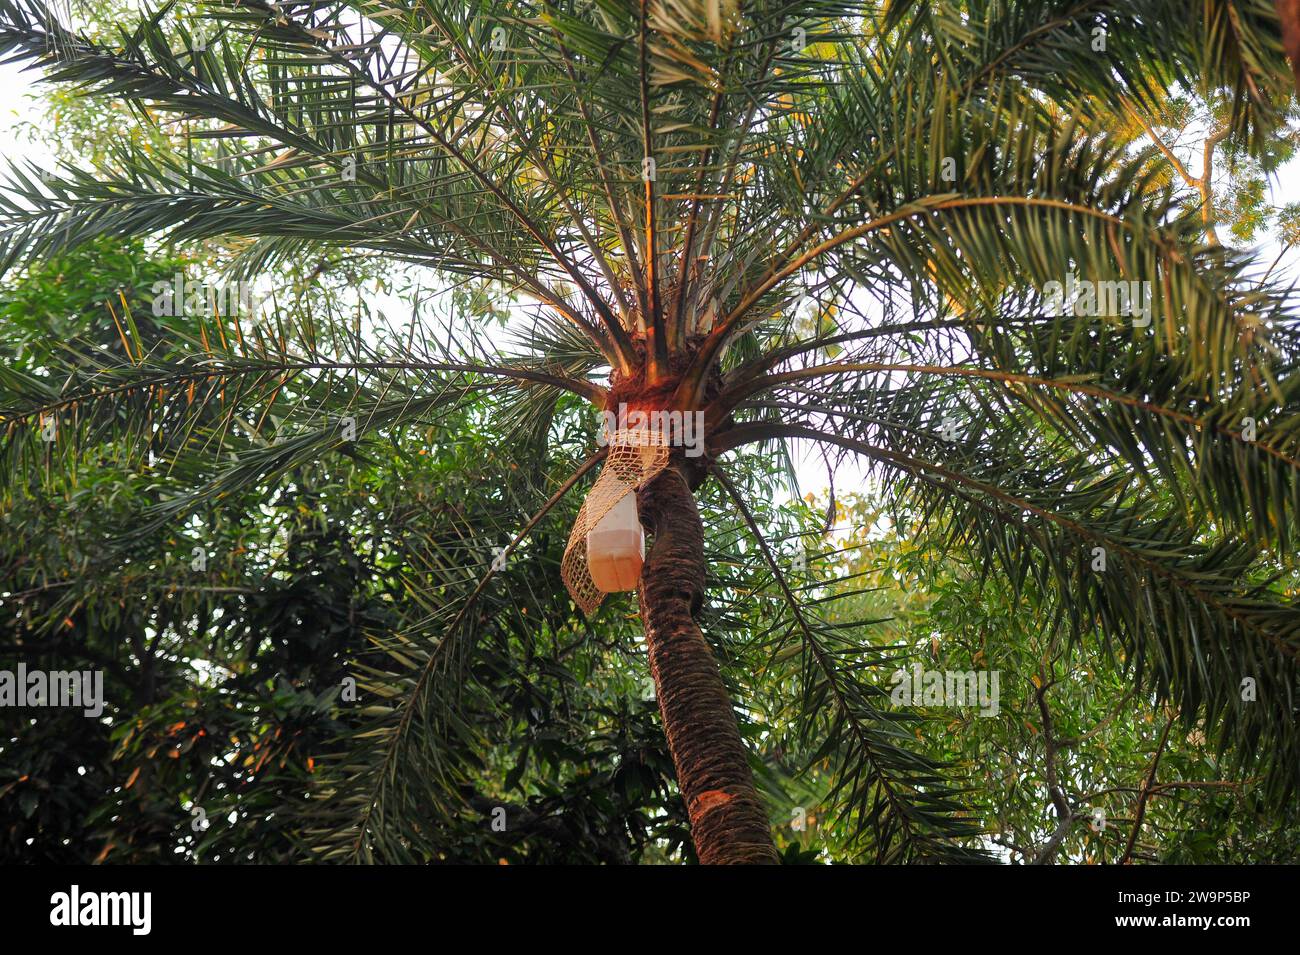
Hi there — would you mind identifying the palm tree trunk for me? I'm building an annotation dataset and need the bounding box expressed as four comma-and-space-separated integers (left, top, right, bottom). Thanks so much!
636, 462, 778, 864
1279, 0, 1300, 90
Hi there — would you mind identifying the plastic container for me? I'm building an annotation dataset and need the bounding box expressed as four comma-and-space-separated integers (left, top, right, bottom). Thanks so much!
587, 492, 644, 592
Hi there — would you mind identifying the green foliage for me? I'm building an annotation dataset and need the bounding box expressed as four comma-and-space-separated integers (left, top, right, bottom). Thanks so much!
0, 242, 691, 863
0, 0, 1298, 863
809, 491, 1300, 862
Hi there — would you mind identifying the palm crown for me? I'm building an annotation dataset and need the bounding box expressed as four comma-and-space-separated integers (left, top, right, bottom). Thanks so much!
1, 0, 1298, 863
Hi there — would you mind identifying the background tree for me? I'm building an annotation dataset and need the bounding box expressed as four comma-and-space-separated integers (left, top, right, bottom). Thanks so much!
2, 240, 711, 863
787, 489, 1300, 863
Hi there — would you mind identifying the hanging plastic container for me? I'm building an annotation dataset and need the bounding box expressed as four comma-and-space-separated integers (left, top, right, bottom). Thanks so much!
586, 492, 644, 592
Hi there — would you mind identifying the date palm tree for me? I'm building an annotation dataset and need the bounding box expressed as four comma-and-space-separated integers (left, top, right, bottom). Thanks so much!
1, 0, 1298, 864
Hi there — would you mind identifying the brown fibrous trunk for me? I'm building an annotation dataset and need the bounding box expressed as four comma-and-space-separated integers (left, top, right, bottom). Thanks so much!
1279, 0, 1300, 89
636, 461, 778, 864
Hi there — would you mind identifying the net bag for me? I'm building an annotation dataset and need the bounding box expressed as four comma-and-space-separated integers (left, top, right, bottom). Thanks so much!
561, 428, 670, 615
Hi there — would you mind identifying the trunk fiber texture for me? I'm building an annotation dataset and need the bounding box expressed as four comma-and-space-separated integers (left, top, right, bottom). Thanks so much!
637, 462, 778, 864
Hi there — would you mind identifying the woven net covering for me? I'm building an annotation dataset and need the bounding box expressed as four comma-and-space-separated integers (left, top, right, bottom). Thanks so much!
562, 428, 670, 615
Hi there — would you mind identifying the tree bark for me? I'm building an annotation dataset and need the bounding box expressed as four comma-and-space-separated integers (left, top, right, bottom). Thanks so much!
636, 461, 778, 864
1278, 0, 1300, 91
